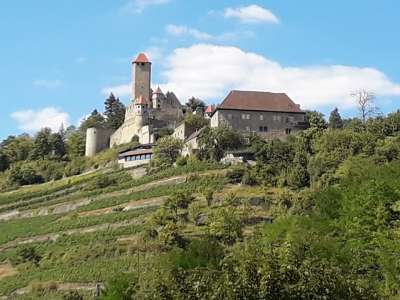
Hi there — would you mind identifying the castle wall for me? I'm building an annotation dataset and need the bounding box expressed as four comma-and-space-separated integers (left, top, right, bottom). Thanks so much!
211, 109, 306, 139
85, 127, 115, 157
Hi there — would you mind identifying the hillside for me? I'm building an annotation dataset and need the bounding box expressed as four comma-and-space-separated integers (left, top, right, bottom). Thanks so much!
0, 163, 241, 299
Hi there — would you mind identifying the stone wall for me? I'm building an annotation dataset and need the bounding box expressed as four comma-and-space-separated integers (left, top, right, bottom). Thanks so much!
211, 109, 306, 139
85, 127, 115, 157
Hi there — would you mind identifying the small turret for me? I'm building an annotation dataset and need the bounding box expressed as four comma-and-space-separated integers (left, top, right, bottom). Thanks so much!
134, 95, 148, 127
152, 86, 165, 109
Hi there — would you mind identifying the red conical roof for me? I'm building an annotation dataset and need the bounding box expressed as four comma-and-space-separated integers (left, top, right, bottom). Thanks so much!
134, 53, 150, 63
135, 95, 146, 105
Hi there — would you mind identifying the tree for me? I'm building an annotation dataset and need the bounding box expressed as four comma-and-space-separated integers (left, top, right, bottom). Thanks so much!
305, 110, 327, 130
80, 109, 106, 131
49, 132, 66, 158
351, 89, 379, 124
0, 151, 9, 172
104, 93, 126, 129
30, 128, 52, 160
198, 126, 244, 161
66, 131, 86, 158
152, 136, 183, 167
185, 97, 206, 112
1, 135, 34, 163
184, 114, 209, 131
328, 107, 343, 129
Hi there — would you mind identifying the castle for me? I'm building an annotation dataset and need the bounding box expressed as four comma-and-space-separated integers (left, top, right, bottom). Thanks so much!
85, 53, 184, 156
86, 52, 307, 158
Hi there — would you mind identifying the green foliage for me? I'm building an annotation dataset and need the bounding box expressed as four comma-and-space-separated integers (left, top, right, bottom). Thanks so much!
0, 150, 9, 172
104, 93, 126, 130
80, 109, 106, 131
66, 131, 86, 158
328, 107, 344, 129
100, 273, 138, 300
7, 163, 44, 186
63, 291, 84, 300
18, 247, 42, 266
183, 113, 209, 131
151, 136, 183, 168
198, 126, 244, 161
185, 97, 206, 112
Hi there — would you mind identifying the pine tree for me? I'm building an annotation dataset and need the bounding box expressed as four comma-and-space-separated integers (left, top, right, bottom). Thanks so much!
80, 109, 106, 131
104, 93, 126, 129
329, 107, 344, 129
49, 132, 66, 158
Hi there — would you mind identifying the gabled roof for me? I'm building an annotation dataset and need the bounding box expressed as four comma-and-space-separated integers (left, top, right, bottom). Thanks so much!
205, 105, 215, 113
134, 53, 150, 63
135, 95, 146, 105
216, 90, 303, 113
154, 86, 163, 94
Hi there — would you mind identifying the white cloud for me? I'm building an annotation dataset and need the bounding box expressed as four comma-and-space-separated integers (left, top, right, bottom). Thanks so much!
158, 44, 400, 109
11, 107, 70, 133
101, 44, 400, 110
33, 79, 62, 89
224, 4, 280, 24
165, 24, 254, 42
166, 24, 213, 41
102, 84, 131, 98
121, 0, 170, 13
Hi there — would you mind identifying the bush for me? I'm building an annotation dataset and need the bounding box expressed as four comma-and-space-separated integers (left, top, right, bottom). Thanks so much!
85, 174, 117, 191
226, 166, 246, 184
18, 247, 42, 266
63, 291, 84, 300
176, 156, 188, 167
7, 164, 44, 186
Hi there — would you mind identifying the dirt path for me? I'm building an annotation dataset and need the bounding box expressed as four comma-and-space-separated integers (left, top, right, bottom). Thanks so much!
0, 262, 17, 280
0, 220, 141, 252
78, 196, 167, 218
0, 174, 188, 223
9, 282, 105, 297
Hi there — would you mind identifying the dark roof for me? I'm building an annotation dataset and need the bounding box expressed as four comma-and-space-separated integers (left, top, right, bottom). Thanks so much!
134, 53, 150, 63
119, 144, 153, 156
119, 148, 153, 158
216, 90, 303, 113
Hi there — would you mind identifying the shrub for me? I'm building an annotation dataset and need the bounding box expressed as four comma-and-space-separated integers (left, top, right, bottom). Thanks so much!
226, 166, 246, 184
176, 156, 188, 167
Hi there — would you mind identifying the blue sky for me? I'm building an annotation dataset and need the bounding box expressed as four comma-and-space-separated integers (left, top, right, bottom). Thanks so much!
1, 0, 400, 139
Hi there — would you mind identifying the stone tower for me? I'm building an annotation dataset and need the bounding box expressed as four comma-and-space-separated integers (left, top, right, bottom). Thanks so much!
134, 95, 148, 128
152, 86, 165, 109
133, 53, 151, 103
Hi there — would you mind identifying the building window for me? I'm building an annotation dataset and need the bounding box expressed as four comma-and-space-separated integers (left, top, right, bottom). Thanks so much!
273, 115, 281, 122
247, 114, 251, 120
260, 115, 264, 121
259, 126, 268, 132
285, 128, 292, 135
246, 126, 251, 131
242, 114, 251, 120
259, 126, 263, 132
241, 114, 246, 120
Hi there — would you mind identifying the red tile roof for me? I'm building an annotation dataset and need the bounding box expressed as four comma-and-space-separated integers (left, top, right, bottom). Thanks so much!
217, 90, 303, 113
205, 105, 214, 113
134, 53, 150, 63
135, 95, 146, 105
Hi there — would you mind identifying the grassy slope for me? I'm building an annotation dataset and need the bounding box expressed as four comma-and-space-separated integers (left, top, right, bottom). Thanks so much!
0, 164, 256, 299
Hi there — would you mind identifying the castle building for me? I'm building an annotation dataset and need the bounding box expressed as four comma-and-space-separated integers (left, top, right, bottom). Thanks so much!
86, 53, 184, 157
210, 90, 307, 139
